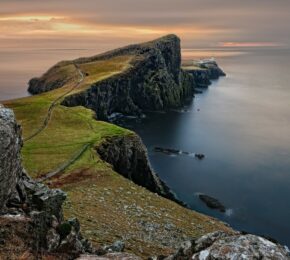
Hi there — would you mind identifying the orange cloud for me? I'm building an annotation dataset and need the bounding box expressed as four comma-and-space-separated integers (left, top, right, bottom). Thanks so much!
219, 42, 282, 47
0, 13, 225, 39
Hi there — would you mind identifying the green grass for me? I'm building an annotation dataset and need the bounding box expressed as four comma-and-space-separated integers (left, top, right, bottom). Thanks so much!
182, 65, 206, 71
4, 55, 133, 177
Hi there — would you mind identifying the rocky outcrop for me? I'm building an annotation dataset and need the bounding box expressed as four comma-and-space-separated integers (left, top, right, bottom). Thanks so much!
77, 252, 142, 259
158, 231, 290, 259
183, 61, 226, 88
96, 134, 184, 205
199, 194, 226, 212
201, 61, 226, 79
0, 104, 22, 211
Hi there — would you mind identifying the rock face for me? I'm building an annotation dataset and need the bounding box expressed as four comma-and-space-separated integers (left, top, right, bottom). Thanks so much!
0, 104, 23, 211
183, 61, 226, 88
161, 231, 290, 260
28, 35, 196, 120
97, 134, 184, 205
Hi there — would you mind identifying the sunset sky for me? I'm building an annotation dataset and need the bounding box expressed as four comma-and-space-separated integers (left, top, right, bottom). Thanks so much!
0, 0, 289, 51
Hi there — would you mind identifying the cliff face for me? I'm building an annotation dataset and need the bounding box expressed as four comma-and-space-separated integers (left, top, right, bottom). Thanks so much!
183, 61, 226, 88
0, 104, 22, 211
96, 134, 183, 205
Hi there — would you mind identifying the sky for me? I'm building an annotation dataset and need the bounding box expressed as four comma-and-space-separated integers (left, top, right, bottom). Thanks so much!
0, 0, 289, 51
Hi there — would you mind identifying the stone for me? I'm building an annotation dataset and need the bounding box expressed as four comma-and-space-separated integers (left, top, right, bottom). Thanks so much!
68, 217, 81, 233
199, 194, 226, 212
46, 228, 60, 252
32, 188, 66, 221
154, 147, 181, 155
162, 231, 290, 260
77, 252, 142, 260
58, 230, 84, 255
195, 153, 205, 160
0, 105, 23, 211
103, 240, 125, 253
192, 233, 289, 259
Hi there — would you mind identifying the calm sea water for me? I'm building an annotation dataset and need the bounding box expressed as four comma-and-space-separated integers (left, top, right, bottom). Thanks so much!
1, 48, 289, 246
124, 49, 290, 246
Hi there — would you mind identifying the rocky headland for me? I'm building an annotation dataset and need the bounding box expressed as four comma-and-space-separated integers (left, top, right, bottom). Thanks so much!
28, 35, 196, 120
182, 59, 226, 88
1, 35, 289, 259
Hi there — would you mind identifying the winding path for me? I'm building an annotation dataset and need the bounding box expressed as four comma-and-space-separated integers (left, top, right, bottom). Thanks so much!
37, 143, 91, 182
24, 63, 84, 142
24, 64, 92, 181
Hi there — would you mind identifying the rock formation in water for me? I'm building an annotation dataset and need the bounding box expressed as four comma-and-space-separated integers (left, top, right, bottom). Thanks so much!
199, 194, 226, 212
182, 60, 226, 88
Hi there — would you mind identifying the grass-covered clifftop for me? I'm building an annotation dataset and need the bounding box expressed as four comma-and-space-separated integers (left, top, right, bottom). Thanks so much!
4, 35, 231, 258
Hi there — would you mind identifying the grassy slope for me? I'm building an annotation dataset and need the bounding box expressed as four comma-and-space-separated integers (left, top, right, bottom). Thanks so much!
4, 54, 231, 258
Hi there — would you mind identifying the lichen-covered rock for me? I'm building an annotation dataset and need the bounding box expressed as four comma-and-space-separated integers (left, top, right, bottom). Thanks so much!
77, 252, 142, 260
0, 104, 23, 211
46, 228, 60, 252
163, 231, 290, 260
103, 240, 125, 253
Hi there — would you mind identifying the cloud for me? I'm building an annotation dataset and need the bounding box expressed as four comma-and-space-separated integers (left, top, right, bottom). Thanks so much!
219, 42, 284, 48
0, 0, 289, 49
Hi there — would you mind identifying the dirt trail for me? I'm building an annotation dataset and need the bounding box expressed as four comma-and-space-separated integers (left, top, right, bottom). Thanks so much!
24, 64, 84, 142
24, 64, 91, 181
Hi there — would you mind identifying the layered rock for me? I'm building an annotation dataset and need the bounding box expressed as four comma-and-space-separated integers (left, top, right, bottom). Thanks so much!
96, 134, 184, 205
158, 231, 290, 260
183, 60, 226, 88
0, 104, 22, 211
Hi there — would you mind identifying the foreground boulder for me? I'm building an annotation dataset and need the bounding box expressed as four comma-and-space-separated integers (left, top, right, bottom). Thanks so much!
159, 231, 290, 259
0, 104, 23, 211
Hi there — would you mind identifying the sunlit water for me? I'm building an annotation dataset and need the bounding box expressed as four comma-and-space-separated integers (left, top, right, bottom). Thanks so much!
0, 48, 290, 246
